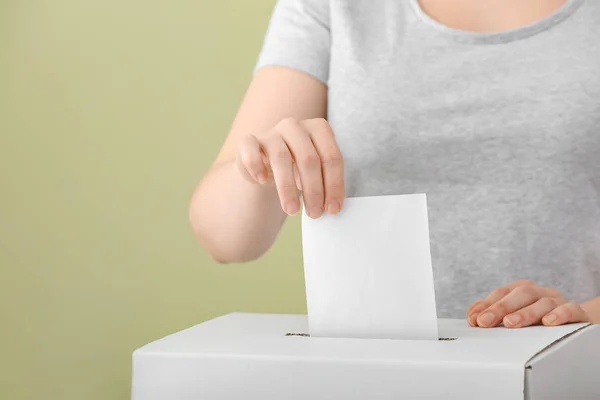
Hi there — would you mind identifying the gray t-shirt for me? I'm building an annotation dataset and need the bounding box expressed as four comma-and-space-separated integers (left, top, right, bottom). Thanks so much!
255, 0, 600, 318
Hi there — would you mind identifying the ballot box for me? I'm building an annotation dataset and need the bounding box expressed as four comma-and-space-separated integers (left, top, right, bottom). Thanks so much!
131, 312, 600, 400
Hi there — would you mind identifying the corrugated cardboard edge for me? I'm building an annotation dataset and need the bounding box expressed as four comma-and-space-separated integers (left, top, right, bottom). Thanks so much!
523, 323, 592, 400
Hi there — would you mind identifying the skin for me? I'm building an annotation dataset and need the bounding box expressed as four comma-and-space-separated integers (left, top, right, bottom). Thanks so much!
468, 280, 600, 328
418, 0, 569, 33
189, 67, 335, 264
189, 0, 600, 326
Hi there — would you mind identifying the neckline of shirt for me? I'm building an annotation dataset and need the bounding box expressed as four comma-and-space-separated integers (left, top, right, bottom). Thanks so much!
407, 0, 585, 45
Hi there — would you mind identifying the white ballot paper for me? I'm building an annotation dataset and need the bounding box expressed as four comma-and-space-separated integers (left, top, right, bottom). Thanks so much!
301, 193, 439, 341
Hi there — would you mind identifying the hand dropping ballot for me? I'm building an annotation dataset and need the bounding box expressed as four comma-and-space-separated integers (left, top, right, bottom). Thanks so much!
301, 193, 439, 341
132, 193, 600, 400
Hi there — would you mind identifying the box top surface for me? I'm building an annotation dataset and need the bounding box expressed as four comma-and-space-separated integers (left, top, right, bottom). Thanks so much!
135, 313, 590, 367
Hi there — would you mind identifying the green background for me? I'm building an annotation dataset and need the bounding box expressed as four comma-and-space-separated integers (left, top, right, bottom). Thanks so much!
0, 1, 306, 399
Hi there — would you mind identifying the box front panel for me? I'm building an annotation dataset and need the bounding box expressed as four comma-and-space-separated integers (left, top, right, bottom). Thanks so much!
132, 354, 524, 400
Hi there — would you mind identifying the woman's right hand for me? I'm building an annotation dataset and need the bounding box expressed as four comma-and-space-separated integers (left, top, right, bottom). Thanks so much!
236, 117, 345, 219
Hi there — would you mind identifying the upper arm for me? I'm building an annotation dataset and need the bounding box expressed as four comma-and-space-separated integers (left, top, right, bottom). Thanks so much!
213, 0, 331, 166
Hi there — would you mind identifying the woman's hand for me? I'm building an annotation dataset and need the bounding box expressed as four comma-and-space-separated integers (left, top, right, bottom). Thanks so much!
467, 280, 593, 328
236, 117, 344, 219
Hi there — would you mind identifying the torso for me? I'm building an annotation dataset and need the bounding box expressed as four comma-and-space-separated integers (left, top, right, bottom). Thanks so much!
326, 0, 600, 317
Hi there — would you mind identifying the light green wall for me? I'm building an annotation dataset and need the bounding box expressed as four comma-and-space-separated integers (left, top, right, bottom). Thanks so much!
0, 1, 307, 399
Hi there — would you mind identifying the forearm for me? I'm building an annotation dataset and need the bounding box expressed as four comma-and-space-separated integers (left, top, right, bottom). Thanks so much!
581, 296, 600, 323
189, 160, 287, 263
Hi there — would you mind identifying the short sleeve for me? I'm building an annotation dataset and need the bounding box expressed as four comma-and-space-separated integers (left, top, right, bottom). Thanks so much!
254, 0, 331, 84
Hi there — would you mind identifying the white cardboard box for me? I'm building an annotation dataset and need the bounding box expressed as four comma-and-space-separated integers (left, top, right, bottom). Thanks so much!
131, 312, 600, 400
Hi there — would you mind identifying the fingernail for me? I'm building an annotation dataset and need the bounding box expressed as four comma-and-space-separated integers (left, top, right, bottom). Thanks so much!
505, 314, 521, 327
478, 313, 495, 327
307, 207, 323, 219
285, 201, 299, 215
543, 313, 557, 325
327, 202, 340, 214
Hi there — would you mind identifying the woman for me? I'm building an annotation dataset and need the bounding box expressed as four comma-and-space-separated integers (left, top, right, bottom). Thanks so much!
189, 0, 600, 328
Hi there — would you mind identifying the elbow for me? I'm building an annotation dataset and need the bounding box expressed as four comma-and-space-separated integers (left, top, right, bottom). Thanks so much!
187, 186, 273, 265
206, 248, 265, 265
187, 213, 231, 264
199, 240, 232, 264
188, 207, 268, 265
195, 234, 268, 265
205, 251, 235, 265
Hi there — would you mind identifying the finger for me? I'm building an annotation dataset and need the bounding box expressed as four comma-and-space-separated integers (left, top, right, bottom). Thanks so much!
467, 280, 535, 326
467, 300, 491, 327
477, 285, 551, 328
468, 281, 534, 314
278, 119, 325, 219
468, 287, 512, 326
261, 134, 300, 216
293, 163, 301, 191
237, 134, 268, 183
542, 302, 591, 326
503, 296, 564, 328
302, 118, 345, 215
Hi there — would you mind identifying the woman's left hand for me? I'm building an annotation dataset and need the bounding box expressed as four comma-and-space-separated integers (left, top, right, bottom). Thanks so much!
467, 280, 593, 328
